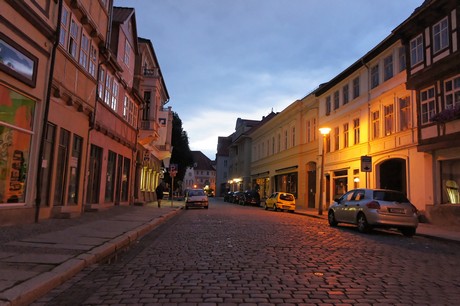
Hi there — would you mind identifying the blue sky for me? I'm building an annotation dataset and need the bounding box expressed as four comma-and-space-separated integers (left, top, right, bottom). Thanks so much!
115, 0, 423, 160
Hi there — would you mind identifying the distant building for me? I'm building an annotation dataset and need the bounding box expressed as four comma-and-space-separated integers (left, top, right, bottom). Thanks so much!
215, 136, 232, 196
184, 151, 216, 194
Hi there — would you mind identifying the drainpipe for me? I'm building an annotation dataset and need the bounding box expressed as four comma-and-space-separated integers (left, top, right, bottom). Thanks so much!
35, 0, 63, 223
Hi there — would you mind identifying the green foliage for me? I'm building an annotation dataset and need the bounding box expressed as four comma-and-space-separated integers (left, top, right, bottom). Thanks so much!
164, 112, 193, 191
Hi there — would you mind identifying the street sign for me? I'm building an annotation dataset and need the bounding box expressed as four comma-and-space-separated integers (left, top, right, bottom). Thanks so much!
361, 156, 372, 172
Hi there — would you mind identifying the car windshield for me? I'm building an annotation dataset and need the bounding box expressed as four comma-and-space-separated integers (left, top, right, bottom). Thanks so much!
280, 193, 294, 201
189, 190, 205, 196
373, 190, 409, 203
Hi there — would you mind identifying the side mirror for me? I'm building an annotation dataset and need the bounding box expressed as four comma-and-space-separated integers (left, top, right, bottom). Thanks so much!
334, 197, 342, 204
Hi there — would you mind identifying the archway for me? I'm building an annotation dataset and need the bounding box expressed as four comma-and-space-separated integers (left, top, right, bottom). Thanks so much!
378, 158, 407, 193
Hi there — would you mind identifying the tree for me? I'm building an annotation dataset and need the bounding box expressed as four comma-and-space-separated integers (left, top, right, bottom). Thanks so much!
164, 112, 193, 192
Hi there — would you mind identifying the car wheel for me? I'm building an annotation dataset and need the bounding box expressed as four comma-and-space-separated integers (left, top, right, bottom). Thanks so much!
400, 227, 416, 237
205, 206, 209, 209
357, 213, 371, 233
264, 203, 268, 210
328, 211, 338, 226
273, 204, 278, 211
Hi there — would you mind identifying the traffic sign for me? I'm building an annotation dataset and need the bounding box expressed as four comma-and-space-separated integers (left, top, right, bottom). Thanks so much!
361, 156, 372, 172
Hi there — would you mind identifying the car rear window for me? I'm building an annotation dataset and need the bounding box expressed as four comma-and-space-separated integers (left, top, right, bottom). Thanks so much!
280, 193, 294, 201
189, 190, 205, 196
373, 191, 409, 202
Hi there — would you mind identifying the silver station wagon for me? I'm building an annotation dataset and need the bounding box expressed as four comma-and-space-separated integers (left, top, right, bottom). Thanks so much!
328, 189, 419, 237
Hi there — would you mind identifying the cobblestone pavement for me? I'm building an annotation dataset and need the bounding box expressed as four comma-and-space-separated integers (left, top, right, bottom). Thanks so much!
33, 200, 460, 305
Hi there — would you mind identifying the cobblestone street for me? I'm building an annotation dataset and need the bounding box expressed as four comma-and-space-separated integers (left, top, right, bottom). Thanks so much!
33, 199, 460, 305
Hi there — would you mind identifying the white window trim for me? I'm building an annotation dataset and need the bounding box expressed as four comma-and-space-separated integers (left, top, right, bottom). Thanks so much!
433, 17, 449, 54
421, 87, 436, 125
410, 34, 424, 66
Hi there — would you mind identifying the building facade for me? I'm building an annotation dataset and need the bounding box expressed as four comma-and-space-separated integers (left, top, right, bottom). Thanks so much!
85, 6, 140, 210
394, 0, 460, 224
250, 97, 318, 209
215, 136, 231, 196
135, 37, 172, 204
183, 151, 216, 195
0, 0, 59, 224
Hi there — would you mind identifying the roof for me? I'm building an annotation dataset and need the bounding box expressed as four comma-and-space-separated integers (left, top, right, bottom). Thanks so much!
191, 151, 215, 171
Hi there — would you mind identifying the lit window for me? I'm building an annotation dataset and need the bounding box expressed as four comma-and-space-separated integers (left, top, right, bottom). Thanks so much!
98, 68, 105, 100
343, 123, 349, 148
353, 118, 360, 144
111, 81, 118, 111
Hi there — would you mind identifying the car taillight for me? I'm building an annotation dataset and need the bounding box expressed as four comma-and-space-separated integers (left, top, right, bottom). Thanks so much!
366, 201, 381, 209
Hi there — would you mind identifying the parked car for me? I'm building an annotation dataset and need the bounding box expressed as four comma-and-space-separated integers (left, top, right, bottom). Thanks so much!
327, 188, 418, 237
264, 192, 296, 212
232, 191, 245, 204
242, 190, 261, 206
185, 189, 209, 209
223, 191, 234, 202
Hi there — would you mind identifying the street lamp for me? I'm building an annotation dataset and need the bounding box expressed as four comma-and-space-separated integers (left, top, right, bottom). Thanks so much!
318, 127, 331, 215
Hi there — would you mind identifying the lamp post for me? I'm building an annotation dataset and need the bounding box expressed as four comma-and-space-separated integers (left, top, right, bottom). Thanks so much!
318, 127, 331, 215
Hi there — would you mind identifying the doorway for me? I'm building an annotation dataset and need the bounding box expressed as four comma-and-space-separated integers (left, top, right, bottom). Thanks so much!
379, 158, 407, 193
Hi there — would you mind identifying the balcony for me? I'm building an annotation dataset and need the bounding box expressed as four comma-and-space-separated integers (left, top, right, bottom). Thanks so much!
143, 68, 160, 78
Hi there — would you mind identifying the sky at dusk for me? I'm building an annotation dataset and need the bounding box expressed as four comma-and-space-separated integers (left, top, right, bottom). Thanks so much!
114, 0, 423, 160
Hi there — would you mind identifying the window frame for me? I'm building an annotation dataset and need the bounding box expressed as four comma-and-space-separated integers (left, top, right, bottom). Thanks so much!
433, 17, 449, 54
410, 34, 424, 67
420, 87, 436, 125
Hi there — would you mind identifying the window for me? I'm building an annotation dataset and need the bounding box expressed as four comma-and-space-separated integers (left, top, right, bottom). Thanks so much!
89, 44, 97, 77
284, 130, 288, 150
444, 75, 460, 109
353, 77, 360, 99
277, 134, 280, 153
105, 151, 116, 202
68, 135, 82, 205
334, 127, 339, 151
143, 91, 151, 120
384, 105, 394, 136
343, 123, 349, 148
399, 97, 411, 131
312, 118, 316, 141
384, 55, 393, 81
104, 73, 112, 105
353, 118, 360, 144
54, 129, 70, 206
343, 84, 349, 105
79, 33, 89, 69
398, 46, 406, 72
325, 134, 331, 153
433, 17, 449, 53
291, 127, 295, 147
272, 136, 275, 154
111, 81, 118, 111
123, 95, 129, 120
59, 6, 69, 47
421, 87, 436, 125
371, 64, 379, 89
410, 34, 424, 66
124, 39, 131, 66
372, 111, 380, 139
98, 68, 105, 100
333, 91, 339, 110
326, 96, 331, 115
306, 121, 311, 143
68, 19, 79, 59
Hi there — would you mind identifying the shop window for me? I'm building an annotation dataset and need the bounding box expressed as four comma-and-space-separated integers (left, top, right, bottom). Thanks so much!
441, 159, 460, 204
0, 85, 35, 204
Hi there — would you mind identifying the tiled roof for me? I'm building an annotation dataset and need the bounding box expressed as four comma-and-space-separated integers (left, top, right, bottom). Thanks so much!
191, 151, 215, 171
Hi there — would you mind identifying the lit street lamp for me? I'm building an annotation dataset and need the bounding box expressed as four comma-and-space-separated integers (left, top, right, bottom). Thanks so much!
318, 127, 331, 215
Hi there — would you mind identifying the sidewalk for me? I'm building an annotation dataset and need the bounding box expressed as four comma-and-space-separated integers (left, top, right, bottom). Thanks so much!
0, 202, 183, 306
297, 208, 460, 242
1, 202, 460, 306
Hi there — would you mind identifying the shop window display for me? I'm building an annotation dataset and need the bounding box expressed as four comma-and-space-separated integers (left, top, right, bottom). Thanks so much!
0, 85, 35, 203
